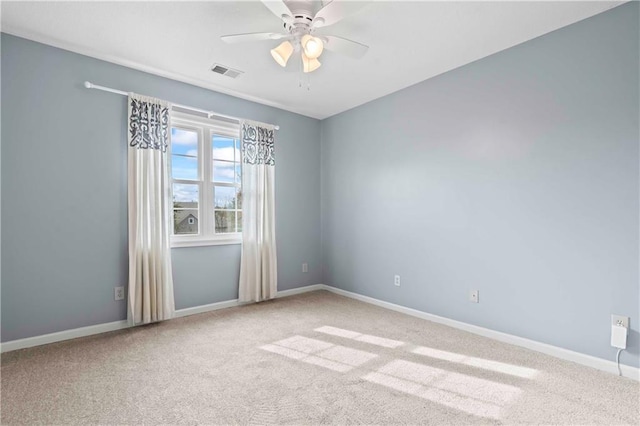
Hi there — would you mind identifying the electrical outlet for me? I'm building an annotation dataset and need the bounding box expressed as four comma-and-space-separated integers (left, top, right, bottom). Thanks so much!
394, 275, 400, 287
611, 314, 629, 328
115, 286, 125, 301
302, 263, 308, 273
470, 290, 479, 303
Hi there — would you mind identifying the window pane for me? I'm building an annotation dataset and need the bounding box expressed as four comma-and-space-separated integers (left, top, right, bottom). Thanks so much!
237, 211, 243, 232
174, 209, 199, 234
236, 187, 243, 210
212, 135, 238, 161
213, 160, 235, 183
214, 186, 236, 209
173, 183, 198, 235
173, 183, 199, 211
235, 163, 242, 184
215, 211, 236, 234
171, 128, 198, 180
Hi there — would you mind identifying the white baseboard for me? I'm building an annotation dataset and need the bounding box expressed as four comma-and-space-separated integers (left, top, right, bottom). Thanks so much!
173, 299, 241, 318
3, 283, 637, 381
0, 320, 129, 353
319, 284, 639, 381
173, 284, 327, 318
276, 284, 327, 298
0, 284, 324, 353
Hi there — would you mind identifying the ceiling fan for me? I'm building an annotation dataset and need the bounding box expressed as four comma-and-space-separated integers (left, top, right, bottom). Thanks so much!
221, 0, 370, 73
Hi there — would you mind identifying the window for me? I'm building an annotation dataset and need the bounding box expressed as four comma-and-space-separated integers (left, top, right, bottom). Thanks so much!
170, 112, 242, 247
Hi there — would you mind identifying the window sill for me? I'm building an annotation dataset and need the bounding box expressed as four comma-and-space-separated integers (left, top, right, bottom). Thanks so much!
171, 235, 242, 248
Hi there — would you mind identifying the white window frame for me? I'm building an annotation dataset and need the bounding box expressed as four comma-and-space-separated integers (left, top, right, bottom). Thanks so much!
170, 112, 242, 248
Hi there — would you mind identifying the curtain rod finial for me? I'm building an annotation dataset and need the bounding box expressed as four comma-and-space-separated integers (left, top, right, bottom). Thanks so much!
84, 81, 92, 89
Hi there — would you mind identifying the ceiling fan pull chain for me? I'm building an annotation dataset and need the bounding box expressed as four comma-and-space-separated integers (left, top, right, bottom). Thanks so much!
298, 55, 304, 88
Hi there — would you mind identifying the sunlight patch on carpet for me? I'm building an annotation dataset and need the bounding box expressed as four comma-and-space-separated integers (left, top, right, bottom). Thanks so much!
261, 331, 526, 420
274, 335, 333, 354
362, 359, 524, 419
412, 346, 538, 379
260, 335, 378, 373
363, 370, 504, 420
379, 359, 522, 405
314, 325, 538, 379
260, 344, 308, 360
303, 355, 353, 372
318, 345, 379, 367
314, 326, 405, 348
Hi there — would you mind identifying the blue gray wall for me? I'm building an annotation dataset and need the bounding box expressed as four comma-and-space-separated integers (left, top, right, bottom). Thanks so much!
2, 3, 638, 370
321, 3, 639, 367
1, 34, 322, 342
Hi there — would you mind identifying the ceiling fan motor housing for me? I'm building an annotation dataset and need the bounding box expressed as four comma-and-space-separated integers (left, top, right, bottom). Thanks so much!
282, 14, 314, 34
281, 0, 320, 36
220, 0, 369, 63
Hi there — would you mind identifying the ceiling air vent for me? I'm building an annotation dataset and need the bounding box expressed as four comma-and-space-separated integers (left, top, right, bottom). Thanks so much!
211, 63, 243, 79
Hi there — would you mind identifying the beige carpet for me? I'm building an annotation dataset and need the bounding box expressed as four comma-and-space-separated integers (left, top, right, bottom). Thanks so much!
1, 290, 638, 425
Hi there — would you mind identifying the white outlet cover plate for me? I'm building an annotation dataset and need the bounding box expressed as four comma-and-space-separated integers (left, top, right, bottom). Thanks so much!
611, 314, 629, 328
470, 290, 479, 303
115, 286, 125, 301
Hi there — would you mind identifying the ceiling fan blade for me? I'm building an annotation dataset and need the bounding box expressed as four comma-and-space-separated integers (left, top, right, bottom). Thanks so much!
221, 32, 288, 44
321, 35, 369, 59
312, 0, 370, 28
261, 0, 293, 22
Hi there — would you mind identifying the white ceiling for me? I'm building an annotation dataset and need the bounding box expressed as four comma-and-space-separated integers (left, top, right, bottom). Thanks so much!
1, 1, 625, 119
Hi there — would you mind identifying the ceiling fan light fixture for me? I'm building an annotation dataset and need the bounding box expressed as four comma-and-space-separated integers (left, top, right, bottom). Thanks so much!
270, 41, 294, 67
302, 52, 321, 73
301, 34, 324, 59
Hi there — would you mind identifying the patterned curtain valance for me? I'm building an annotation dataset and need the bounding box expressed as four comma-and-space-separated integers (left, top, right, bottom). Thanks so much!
128, 93, 171, 152
242, 121, 275, 166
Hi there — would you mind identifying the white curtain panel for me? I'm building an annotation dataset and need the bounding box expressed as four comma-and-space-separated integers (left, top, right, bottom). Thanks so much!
239, 121, 277, 302
127, 93, 175, 325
